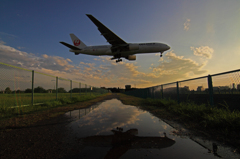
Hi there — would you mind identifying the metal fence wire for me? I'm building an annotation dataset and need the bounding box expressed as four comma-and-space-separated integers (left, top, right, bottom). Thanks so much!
125, 69, 240, 111
0, 62, 108, 111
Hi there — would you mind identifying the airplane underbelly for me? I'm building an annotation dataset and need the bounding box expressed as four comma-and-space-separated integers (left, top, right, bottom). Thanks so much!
119, 48, 158, 56
139, 46, 161, 53
83, 48, 112, 56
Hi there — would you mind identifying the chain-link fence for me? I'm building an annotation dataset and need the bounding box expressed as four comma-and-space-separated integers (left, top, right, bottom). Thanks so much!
125, 69, 240, 111
0, 62, 108, 118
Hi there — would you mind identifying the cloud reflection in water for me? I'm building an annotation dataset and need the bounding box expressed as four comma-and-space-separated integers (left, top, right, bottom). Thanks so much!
65, 99, 171, 138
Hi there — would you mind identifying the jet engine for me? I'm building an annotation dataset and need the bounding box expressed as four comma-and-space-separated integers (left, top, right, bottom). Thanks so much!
128, 44, 139, 50
125, 55, 136, 60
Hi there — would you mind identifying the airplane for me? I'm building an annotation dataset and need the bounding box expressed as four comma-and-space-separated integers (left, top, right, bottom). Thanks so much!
60, 14, 170, 63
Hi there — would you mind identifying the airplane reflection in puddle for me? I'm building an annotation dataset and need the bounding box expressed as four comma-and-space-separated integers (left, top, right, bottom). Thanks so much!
79, 127, 176, 159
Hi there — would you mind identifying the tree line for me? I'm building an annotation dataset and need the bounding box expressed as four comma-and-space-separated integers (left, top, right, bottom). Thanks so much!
1, 86, 101, 94
1, 86, 67, 94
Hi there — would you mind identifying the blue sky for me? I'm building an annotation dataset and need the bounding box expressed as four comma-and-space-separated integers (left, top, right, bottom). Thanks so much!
0, 0, 240, 88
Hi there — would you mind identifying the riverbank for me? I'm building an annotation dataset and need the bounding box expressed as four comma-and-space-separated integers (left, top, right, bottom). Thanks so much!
117, 93, 240, 153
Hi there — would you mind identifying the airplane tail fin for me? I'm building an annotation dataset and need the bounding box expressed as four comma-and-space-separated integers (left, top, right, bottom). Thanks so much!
70, 34, 87, 48
59, 42, 81, 50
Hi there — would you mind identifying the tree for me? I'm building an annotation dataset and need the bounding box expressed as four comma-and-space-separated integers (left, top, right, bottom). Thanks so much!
16, 90, 22, 93
57, 87, 67, 93
5, 87, 11, 94
69, 88, 80, 93
25, 88, 32, 93
34, 86, 46, 93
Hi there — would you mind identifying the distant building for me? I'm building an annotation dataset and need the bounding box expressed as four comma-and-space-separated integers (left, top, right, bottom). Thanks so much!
183, 86, 190, 91
197, 86, 204, 92
218, 86, 230, 91
232, 83, 236, 89
108, 87, 125, 93
237, 84, 240, 91
213, 87, 220, 91
179, 86, 190, 93
125, 85, 131, 90
164, 87, 176, 93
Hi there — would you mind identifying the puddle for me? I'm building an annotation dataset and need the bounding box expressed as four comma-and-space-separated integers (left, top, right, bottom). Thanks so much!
64, 99, 239, 159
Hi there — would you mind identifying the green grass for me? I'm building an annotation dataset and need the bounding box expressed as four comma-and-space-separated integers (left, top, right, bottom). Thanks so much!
141, 98, 240, 134
118, 93, 240, 150
0, 92, 106, 119
0, 92, 103, 107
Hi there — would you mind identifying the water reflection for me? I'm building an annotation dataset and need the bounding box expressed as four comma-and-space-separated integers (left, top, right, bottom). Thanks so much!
64, 99, 239, 159
81, 128, 175, 159
66, 104, 99, 120
65, 99, 161, 138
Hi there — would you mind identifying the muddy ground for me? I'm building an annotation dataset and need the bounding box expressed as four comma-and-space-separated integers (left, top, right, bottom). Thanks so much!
0, 93, 239, 158
0, 93, 118, 159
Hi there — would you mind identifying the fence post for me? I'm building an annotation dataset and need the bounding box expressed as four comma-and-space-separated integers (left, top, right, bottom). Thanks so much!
176, 81, 180, 104
31, 70, 34, 106
146, 88, 149, 98
161, 85, 163, 99
70, 80, 72, 98
148, 88, 150, 98
207, 75, 214, 106
56, 77, 58, 100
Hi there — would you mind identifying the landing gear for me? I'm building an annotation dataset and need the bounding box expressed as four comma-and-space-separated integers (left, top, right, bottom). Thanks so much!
116, 59, 122, 63
160, 52, 163, 57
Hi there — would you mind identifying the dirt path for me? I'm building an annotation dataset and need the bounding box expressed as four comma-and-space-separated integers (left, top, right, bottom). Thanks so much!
0, 93, 118, 159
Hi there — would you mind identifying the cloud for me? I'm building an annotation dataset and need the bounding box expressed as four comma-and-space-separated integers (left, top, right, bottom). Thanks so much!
66, 58, 72, 62
42, 54, 48, 58
0, 32, 18, 38
0, 42, 114, 89
77, 99, 146, 135
0, 42, 76, 75
190, 46, 214, 59
0, 40, 6, 45
80, 61, 95, 68
147, 51, 208, 86
184, 19, 191, 31
152, 51, 207, 75
0, 41, 209, 88
17, 46, 25, 50
0, 43, 35, 68
91, 53, 208, 88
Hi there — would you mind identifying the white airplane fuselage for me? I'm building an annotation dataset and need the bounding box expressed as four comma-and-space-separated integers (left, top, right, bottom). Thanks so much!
60, 14, 170, 63
70, 43, 170, 57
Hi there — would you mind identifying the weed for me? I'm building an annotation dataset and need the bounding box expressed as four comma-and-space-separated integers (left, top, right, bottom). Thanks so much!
218, 101, 230, 112
0, 93, 106, 119
139, 97, 240, 133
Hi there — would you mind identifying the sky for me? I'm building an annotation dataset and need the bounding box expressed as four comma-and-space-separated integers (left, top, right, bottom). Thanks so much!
0, 0, 240, 89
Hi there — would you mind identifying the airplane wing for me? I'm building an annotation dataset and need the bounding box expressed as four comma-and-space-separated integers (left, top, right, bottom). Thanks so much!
59, 42, 81, 50
86, 14, 127, 46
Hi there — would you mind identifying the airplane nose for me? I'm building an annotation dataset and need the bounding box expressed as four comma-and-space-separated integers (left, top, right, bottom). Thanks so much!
166, 45, 170, 50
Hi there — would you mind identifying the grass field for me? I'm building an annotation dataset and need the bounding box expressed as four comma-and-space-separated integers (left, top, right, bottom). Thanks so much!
0, 92, 103, 107
0, 92, 106, 119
